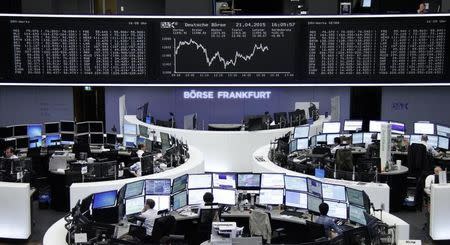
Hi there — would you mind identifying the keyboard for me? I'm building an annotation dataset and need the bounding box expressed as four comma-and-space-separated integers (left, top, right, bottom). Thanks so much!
280, 210, 304, 218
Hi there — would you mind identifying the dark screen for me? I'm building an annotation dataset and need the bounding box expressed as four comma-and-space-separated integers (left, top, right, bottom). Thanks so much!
45, 123, 60, 134
90, 133, 104, 145
0, 127, 13, 138
76, 122, 89, 134
89, 122, 103, 133
106, 133, 117, 145
60, 121, 75, 132
13, 125, 27, 137
16, 137, 29, 149
61, 133, 74, 142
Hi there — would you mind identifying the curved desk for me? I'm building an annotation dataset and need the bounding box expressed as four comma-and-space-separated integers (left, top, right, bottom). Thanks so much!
379, 166, 409, 212
70, 146, 204, 208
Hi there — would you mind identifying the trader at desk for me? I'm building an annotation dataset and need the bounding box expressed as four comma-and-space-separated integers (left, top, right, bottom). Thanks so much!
425, 166, 444, 195
331, 137, 345, 155
137, 199, 160, 242
366, 133, 380, 158
315, 202, 343, 238
421, 135, 443, 158
3, 146, 18, 159
129, 144, 146, 177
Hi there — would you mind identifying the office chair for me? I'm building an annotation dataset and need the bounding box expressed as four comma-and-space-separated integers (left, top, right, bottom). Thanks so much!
305, 221, 327, 242
146, 215, 184, 244
407, 143, 432, 210
141, 153, 154, 175
196, 208, 221, 243
343, 226, 370, 245
335, 149, 353, 172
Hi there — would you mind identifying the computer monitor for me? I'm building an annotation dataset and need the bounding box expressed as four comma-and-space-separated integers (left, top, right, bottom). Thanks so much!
346, 188, 365, 207
322, 183, 346, 202
145, 179, 171, 195
414, 122, 435, 135
274, 112, 287, 124
438, 136, 449, 150
369, 120, 387, 133
363, 132, 374, 144
212, 173, 236, 189
436, 124, 450, 137
352, 133, 363, 144
60, 121, 75, 132
344, 120, 363, 131
124, 124, 137, 135
284, 175, 307, 192
90, 133, 104, 145
139, 125, 149, 138
296, 138, 309, 150
322, 122, 341, 134
260, 173, 285, 189
45, 134, 61, 146
258, 189, 284, 205
428, 135, 438, 148
61, 133, 74, 144
289, 140, 297, 153
315, 168, 325, 178
0, 127, 13, 139
307, 194, 323, 214
390, 121, 405, 135
316, 134, 327, 144
89, 121, 103, 133
237, 173, 261, 190
173, 191, 188, 210
16, 137, 29, 149
409, 134, 422, 145
123, 135, 137, 148
124, 180, 145, 199
362, 0, 372, 7
188, 188, 211, 205
125, 196, 144, 216
76, 122, 89, 134
160, 132, 170, 150
13, 125, 27, 137
172, 174, 188, 193
45, 122, 60, 134
284, 190, 307, 209
29, 136, 42, 148
188, 174, 212, 189
92, 190, 117, 209
310, 135, 317, 147
324, 200, 348, 219
106, 133, 117, 145
326, 134, 340, 145
145, 195, 171, 211
349, 204, 367, 225
213, 188, 236, 205
307, 178, 322, 197
294, 126, 309, 139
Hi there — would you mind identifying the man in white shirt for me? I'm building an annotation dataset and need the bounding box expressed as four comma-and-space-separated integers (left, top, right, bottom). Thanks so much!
4, 147, 18, 159
425, 166, 443, 193
136, 144, 145, 158
331, 137, 344, 155
129, 144, 146, 177
421, 135, 443, 158
139, 199, 160, 238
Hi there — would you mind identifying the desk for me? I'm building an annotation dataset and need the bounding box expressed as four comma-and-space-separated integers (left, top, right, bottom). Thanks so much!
0, 182, 32, 239
372, 210, 409, 243
43, 217, 68, 245
208, 124, 243, 131
429, 184, 450, 240
379, 166, 409, 212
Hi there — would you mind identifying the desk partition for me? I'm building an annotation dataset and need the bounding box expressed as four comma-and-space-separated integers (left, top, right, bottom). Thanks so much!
0, 182, 32, 239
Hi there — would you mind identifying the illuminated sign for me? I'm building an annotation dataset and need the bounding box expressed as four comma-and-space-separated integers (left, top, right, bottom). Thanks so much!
183, 90, 271, 99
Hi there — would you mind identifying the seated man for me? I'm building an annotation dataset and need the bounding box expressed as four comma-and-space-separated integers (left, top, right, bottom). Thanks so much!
421, 135, 443, 158
137, 199, 160, 242
315, 202, 342, 237
366, 133, 380, 158
425, 166, 444, 195
4, 147, 18, 159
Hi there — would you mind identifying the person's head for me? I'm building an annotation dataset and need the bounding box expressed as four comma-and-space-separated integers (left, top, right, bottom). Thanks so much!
145, 199, 155, 210
319, 202, 329, 216
334, 137, 341, 145
203, 192, 214, 204
138, 144, 145, 151
434, 166, 443, 175
4, 147, 15, 158
421, 134, 428, 142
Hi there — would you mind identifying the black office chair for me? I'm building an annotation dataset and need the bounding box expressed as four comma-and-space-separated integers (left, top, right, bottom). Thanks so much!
141, 153, 154, 175
196, 208, 220, 243
305, 220, 327, 242
335, 149, 353, 172
407, 143, 432, 210
146, 215, 184, 244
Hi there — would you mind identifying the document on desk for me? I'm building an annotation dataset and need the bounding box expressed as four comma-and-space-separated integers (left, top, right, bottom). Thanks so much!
114, 224, 130, 239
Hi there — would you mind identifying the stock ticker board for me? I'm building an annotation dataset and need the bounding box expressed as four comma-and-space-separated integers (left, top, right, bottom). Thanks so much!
0, 15, 449, 85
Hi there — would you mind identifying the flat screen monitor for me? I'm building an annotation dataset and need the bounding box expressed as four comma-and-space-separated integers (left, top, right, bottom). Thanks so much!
294, 126, 309, 139
285, 190, 307, 209
160, 132, 170, 149
344, 120, 363, 131
188, 174, 212, 189
324, 200, 348, 219
414, 122, 435, 135
173, 191, 188, 210
316, 134, 327, 144
13, 125, 27, 137
212, 173, 236, 189
90, 133, 104, 145
172, 174, 188, 193
289, 140, 297, 153
92, 190, 117, 209
139, 125, 149, 138
436, 124, 450, 137
124, 180, 145, 199
106, 133, 117, 145
45, 122, 60, 134
369, 120, 387, 133
326, 134, 340, 145
259, 189, 284, 205
322, 183, 346, 202
307, 194, 323, 214
438, 136, 449, 150
346, 188, 365, 207
0, 127, 13, 138
260, 173, 284, 189
237, 173, 261, 190
307, 178, 322, 197
352, 133, 363, 144
284, 175, 307, 192
60, 121, 75, 132
410, 134, 422, 145
45, 134, 61, 146
363, 133, 374, 144
16, 137, 29, 149
124, 124, 137, 135
296, 138, 309, 150
390, 121, 405, 135
125, 196, 144, 216
322, 122, 341, 134
89, 122, 103, 133
428, 135, 438, 148
145, 195, 171, 211
310, 135, 317, 147
315, 168, 325, 178
61, 133, 74, 144
362, 0, 372, 7
76, 122, 89, 134
212, 188, 236, 205
123, 135, 137, 148
349, 204, 367, 225
188, 188, 211, 205
145, 179, 171, 195
29, 136, 42, 148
